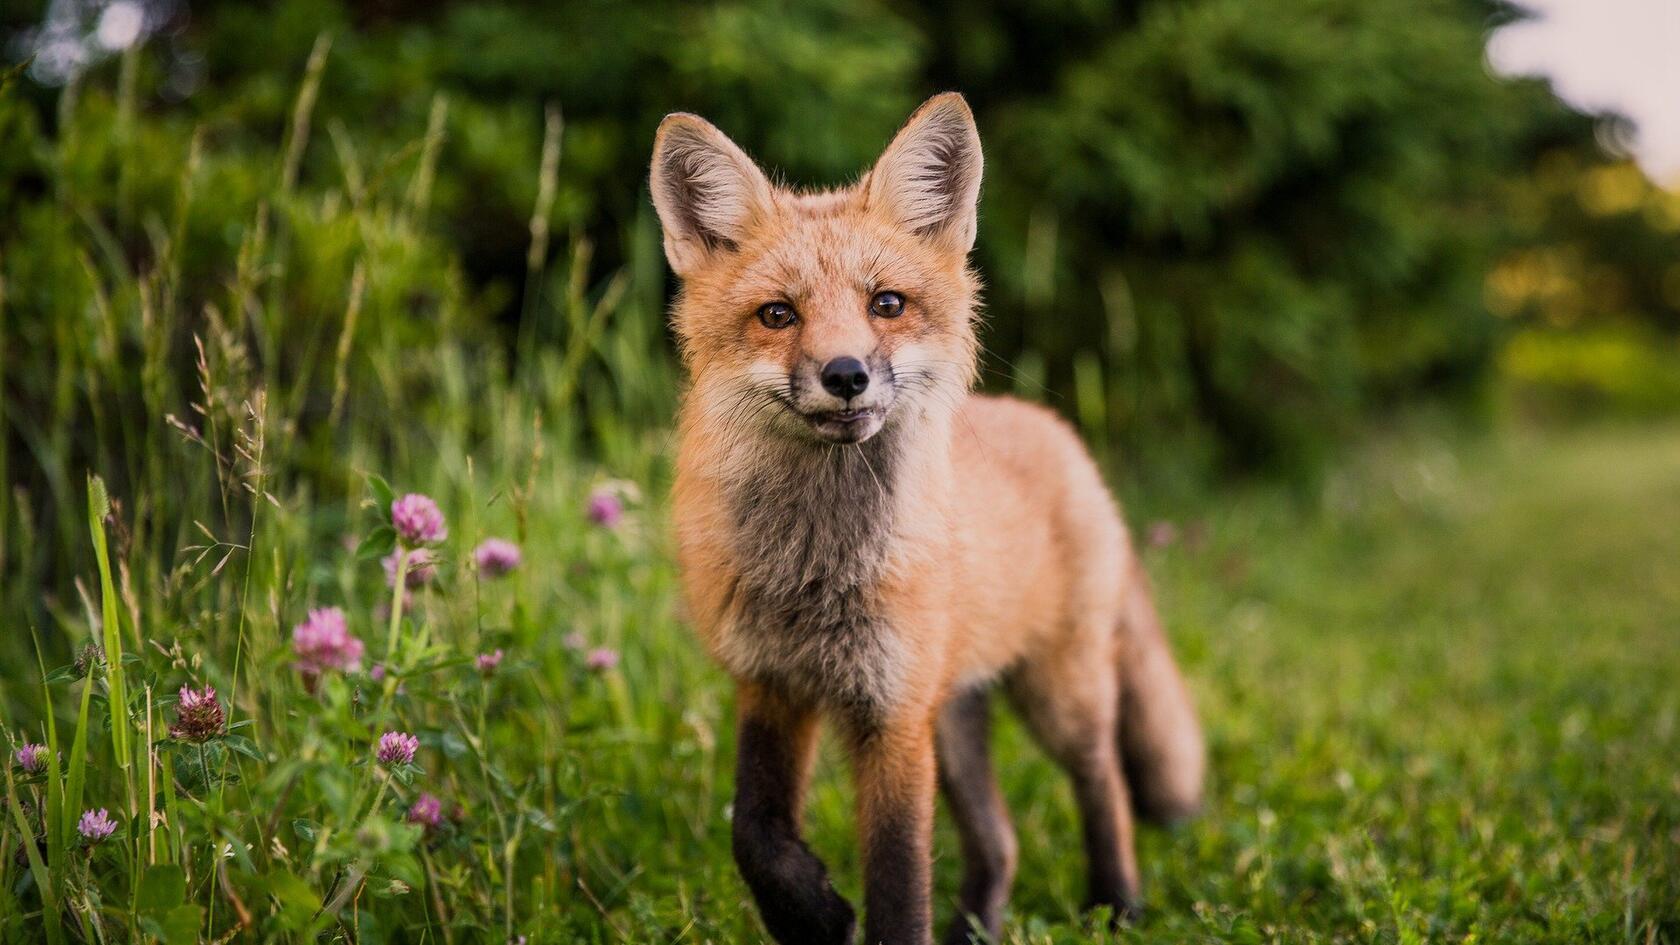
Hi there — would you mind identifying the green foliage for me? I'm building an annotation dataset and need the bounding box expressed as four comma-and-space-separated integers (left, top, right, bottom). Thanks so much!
13, 0, 1672, 486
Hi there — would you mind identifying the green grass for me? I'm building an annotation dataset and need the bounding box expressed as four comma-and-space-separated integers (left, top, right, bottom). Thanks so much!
8, 413, 1678, 943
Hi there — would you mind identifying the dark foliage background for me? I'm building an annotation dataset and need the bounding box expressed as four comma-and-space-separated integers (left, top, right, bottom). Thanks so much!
8, 0, 1679, 472
4, 0, 1679, 608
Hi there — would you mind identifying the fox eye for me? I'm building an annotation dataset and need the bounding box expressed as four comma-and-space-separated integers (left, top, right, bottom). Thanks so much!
870, 290, 905, 318
757, 302, 798, 330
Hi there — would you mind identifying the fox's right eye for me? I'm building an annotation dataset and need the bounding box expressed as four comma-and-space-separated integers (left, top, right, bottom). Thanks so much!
757, 302, 798, 330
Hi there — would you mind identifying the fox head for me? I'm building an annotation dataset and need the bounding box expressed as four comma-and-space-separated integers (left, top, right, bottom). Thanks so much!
651, 93, 982, 447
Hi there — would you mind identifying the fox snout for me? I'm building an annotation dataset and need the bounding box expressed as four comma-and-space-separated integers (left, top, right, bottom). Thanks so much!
785, 351, 895, 444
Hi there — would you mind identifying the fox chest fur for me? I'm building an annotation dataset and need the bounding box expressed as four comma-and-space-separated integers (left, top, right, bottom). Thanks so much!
700, 432, 913, 719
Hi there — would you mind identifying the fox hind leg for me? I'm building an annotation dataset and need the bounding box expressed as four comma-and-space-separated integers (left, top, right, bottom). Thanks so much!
1005, 643, 1143, 923
936, 687, 1018, 945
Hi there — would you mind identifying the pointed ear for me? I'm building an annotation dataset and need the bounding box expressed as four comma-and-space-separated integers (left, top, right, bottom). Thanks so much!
865, 93, 983, 253
649, 113, 775, 277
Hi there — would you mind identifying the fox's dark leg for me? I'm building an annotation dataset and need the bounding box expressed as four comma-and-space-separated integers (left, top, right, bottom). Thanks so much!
1006, 654, 1143, 924
936, 688, 1017, 945
845, 707, 938, 945
733, 682, 856, 945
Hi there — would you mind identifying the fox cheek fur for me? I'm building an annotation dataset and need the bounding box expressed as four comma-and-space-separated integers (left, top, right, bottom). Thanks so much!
654, 93, 1207, 945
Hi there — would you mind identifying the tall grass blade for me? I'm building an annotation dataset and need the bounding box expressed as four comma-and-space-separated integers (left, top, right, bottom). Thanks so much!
87, 476, 134, 802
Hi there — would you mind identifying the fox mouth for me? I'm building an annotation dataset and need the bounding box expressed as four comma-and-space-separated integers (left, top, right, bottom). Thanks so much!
799, 406, 885, 442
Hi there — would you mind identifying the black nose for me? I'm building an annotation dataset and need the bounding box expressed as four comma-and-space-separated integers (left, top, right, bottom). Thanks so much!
820, 357, 870, 400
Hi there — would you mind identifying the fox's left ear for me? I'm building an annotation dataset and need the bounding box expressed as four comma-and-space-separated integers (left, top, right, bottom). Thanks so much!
865, 92, 983, 253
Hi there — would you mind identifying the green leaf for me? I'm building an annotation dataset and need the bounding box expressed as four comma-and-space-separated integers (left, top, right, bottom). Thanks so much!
292, 819, 319, 842
222, 734, 263, 761
265, 870, 322, 932
356, 525, 397, 561
136, 865, 185, 914
157, 905, 203, 945
367, 474, 395, 513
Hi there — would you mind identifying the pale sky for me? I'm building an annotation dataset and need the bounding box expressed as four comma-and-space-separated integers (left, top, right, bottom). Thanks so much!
1487, 0, 1680, 185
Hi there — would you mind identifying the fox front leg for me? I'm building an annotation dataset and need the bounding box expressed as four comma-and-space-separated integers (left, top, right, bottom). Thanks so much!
731, 684, 856, 945
848, 709, 939, 945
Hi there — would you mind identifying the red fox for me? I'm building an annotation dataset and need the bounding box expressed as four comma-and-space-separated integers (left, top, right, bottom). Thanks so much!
651, 93, 1206, 945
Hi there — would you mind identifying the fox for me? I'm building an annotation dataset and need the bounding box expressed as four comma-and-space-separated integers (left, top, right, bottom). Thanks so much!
650, 92, 1206, 945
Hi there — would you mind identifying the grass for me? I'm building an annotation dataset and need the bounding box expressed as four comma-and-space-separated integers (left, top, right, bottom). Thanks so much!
6, 413, 1679, 942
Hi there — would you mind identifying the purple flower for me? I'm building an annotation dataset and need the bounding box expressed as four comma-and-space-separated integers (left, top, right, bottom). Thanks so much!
14, 744, 48, 775
473, 538, 522, 577
292, 607, 365, 677
1146, 520, 1179, 550
77, 808, 117, 844
407, 792, 443, 829
562, 632, 588, 651
476, 649, 505, 676
585, 648, 620, 672
392, 494, 447, 547
377, 731, 419, 767
170, 685, 224, 743
383, 548, 437, 589
369, 663, 387, 682
586, 488, 624, 528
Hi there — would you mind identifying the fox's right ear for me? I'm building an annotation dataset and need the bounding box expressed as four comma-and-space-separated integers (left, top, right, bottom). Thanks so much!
650, 114, 775, 277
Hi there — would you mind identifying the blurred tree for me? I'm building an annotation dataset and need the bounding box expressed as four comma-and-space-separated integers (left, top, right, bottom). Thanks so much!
7, 0, 1676, 477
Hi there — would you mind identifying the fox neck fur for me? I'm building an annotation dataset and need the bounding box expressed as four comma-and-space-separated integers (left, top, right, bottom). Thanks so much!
678, 394, 959, 724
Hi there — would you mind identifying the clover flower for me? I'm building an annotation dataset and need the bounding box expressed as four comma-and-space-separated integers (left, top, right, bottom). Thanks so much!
407, 792, 443, 829
77, 808, 117, 844
74, 643, 104, 679
473, 538, 521, 577
391, 494, 447, 547
170, 685, 224, 743
1146, 520, 1179, 549
586, 488, 624, 528
376, 731, 419, 767
292, 607, 365, 677
585, 648, 620, 672
476, 649, 505, 676
14, 744, 48, 775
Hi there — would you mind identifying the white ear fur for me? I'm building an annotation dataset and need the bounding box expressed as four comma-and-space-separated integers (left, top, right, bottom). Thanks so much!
649, 114, 775, 277
865, 93, 983, 253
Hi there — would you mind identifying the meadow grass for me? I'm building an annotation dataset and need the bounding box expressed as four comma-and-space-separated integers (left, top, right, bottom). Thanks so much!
6, 409, 1678, 942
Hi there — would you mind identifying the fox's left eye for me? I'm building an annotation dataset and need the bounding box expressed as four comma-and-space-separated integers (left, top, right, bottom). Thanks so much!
870, 291, 905, 318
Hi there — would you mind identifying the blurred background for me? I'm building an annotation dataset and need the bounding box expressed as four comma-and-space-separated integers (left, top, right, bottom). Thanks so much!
3, 2, 1679, 940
